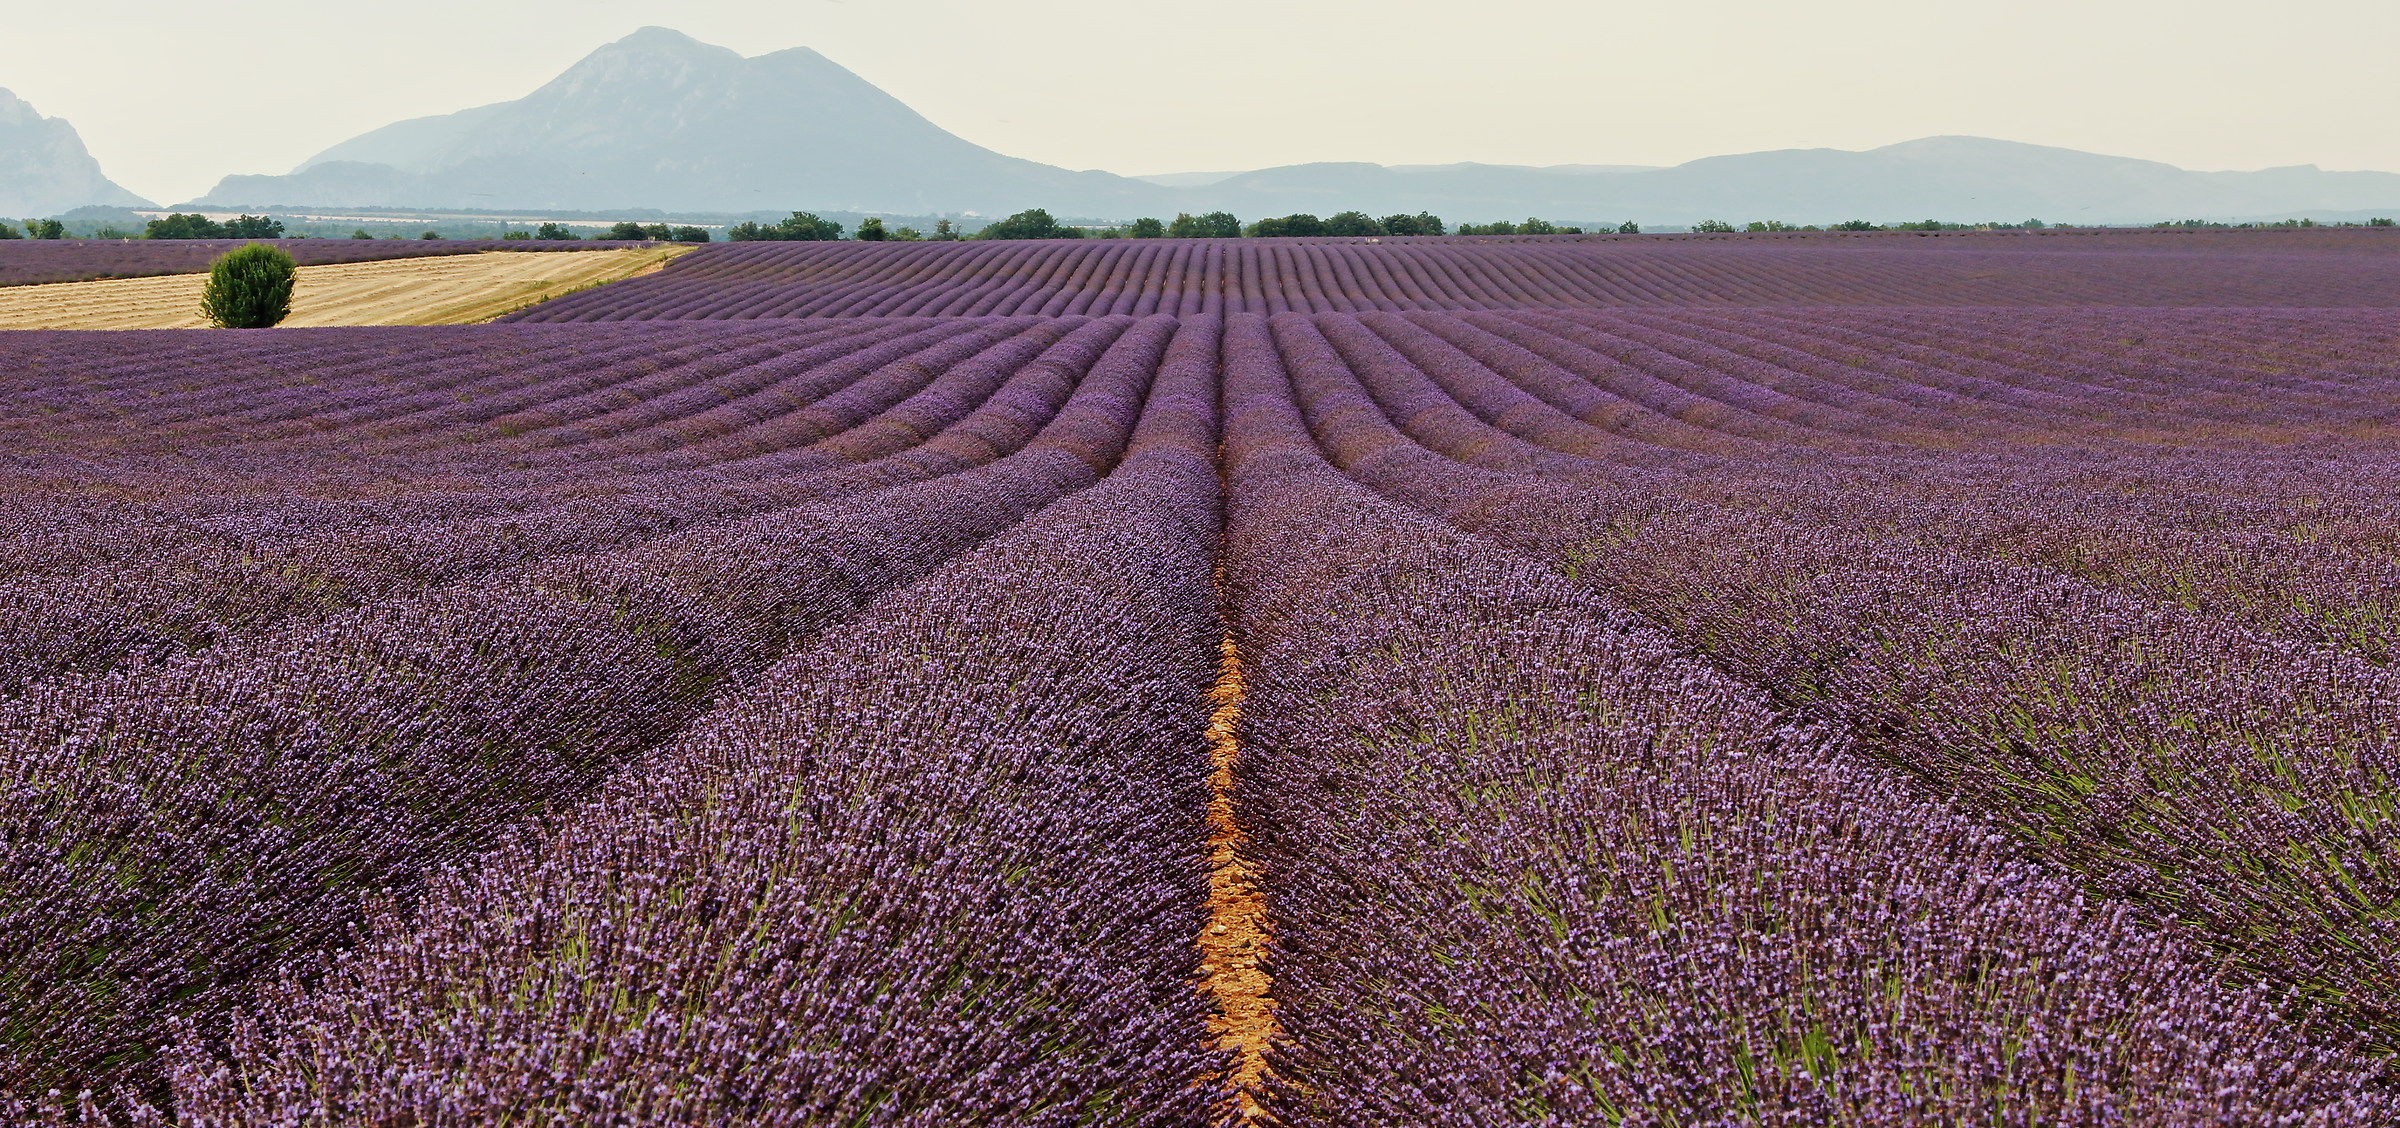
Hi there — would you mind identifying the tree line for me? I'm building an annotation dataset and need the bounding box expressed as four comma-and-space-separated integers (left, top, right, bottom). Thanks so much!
717, 208, 1628, 242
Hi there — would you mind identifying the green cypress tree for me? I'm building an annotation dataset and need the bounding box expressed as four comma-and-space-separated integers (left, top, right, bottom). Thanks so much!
200, 243, 298, 329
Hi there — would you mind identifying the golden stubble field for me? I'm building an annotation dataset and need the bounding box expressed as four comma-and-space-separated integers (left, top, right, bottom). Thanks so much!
0, 246, 692, 329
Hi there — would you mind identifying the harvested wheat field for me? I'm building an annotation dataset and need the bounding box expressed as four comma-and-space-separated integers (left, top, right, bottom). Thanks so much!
0, 245, 689, 329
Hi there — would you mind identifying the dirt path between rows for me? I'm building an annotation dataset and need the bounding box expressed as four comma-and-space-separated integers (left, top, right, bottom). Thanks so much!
1200, 632, 1277, 1122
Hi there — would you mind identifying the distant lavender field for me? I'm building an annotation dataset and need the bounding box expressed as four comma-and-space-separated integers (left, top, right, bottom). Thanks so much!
6, 233, 2400, 1124
508, 227, 2400, 321
0, 238, 642, 286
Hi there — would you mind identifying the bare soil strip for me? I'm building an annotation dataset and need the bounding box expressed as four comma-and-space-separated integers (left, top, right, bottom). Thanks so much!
1200, 632, 1278, 1121
0, 246, 689, 330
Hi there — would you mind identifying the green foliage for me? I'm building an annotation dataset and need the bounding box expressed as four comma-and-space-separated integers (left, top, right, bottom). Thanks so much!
351, 229, 375, 240
1691, 219, 1737, 234
1245, 214, 1327, 238
1745, 220, 1797, 232
223, 215, 284, 239
855, 217, 889, 241
0, 222, 19, 240
500, 230, 533, 241
534, 222, 580, 241
420, 230, 441, 240
1324, 211, 1386, 237
890, 225, 925, 241
976, 208, 1080, 240
1166, 211, 1241, 239
145, 213, 225, 239
93, 225, 137, 240
1516, 217, 1561, 235
1127, 217, 1165, 238
200, 243, 297, 329
607, 221, 651, 240
727, 212, 844, 241
1835, 219, 1880, 231
1616, 220, 1640, 234
2369, 217, 2396, 227
931, 218, 960, 240
1381, 212, 1445, 236
26, 218, 66, 239
667, 225, 710, 243
2023, 218, 2048, 229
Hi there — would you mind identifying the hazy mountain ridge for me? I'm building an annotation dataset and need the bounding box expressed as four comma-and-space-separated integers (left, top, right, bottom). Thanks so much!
197, 27, 1159, 217
183, 28, 2400, 225
0, 89, 153, 218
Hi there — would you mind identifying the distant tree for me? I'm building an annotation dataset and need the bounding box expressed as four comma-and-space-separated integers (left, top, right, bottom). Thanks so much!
534, 222, 580, 241
728, 212, 844, 241
27, 218, 66, 240
977, 208, 1080, 240
1616, 220, 1640, 234
1518, 217, 1561, 235
1324, 211, 1386, 237
1245, 213, 1327, 238
223, 214, 283, 239
1691, 219, 1736, 234
608, 221, 651, 240
1745, 220, 1797, 232
890, 225, 925, 241
2022, 218, 2048, 229
930, 218, 960, 240
421, 230, 442, 240
1456, 220, 1518, 236
146, 213, 226, 239
1381, 212, 1444, 236
1167, 211, 1241, 238
0, 222, 19, 240
667, 225, 711, 243
2373, 217, 2397, 227
93, 226, 137, 240
500, 230, 533, 241
351, 228, 375, 240
855, 217, 889, 241
1835, 219, 1879, 231
200, 243, 297, 329
1127, 217, 1166, 238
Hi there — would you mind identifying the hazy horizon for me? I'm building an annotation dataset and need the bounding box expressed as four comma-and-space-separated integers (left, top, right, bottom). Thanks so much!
9, 0, 2396, 206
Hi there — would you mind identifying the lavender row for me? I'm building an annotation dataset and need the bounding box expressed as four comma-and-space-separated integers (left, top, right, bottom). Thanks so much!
0, 316, 1176, 1101
130, 319, 1230, 1127
1255, 311, 2400, 1043
1340, 309, 2400, 666
0, 319, 1142, 700
1219, 331, 2396, 1123
503, 233, 2400, 322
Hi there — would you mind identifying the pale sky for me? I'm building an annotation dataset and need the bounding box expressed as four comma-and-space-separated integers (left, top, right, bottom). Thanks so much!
8, 0, 2396, 206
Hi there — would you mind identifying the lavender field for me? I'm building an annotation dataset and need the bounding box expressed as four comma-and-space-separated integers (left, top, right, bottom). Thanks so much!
5, 232, 2400, 1125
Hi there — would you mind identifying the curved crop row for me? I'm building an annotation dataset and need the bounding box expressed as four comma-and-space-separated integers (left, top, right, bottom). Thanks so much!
1257, 309, 2400, 1050
0, 316, 1176, 1098
1220, 324, 2398, 1122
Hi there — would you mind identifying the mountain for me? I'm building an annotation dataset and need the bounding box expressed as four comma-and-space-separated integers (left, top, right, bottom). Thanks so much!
0, 89, 153, 217
1166, 138, 2400, 226
193, 27, 1164, 217
185, 28, 2400, 226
